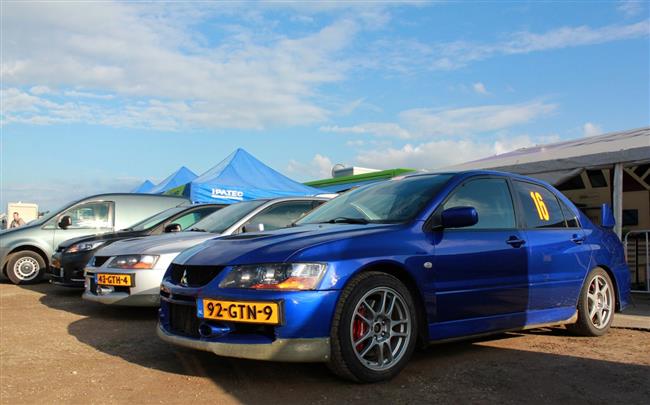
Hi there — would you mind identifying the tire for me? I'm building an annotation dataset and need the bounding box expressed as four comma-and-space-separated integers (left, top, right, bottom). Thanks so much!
6, 251, 46, 285
567, 267, 615, 337
328, 271, 418, 383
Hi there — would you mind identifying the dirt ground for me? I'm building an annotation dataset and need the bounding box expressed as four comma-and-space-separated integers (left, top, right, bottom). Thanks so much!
1, 281, 649, 405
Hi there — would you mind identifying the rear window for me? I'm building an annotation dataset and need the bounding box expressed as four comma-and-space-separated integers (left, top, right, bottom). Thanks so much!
513, 181, 566, 229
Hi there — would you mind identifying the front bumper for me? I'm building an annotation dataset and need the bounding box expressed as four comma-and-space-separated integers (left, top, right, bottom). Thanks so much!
157, 322, 330, 362
46, 251, 90, 288
83, 264, 168, 307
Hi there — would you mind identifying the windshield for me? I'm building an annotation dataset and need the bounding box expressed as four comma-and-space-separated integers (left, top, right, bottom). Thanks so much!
297, 174, 453, 225
126, 206, 187, 231
187, 200, 267, 233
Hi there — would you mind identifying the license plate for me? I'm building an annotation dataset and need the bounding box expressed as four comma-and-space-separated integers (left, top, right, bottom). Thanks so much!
96, 273, 134, 287
197, 298, 281, 325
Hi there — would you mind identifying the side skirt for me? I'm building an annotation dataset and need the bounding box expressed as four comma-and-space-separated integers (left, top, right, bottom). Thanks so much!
427, 307, 578, 343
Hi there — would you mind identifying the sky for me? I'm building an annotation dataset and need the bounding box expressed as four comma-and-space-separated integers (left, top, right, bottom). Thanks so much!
1, 0, 649, 211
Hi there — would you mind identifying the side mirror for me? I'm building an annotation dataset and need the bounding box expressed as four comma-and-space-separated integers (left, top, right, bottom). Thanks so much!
58, 215, 72, 230
601, 203, 615, 229
242, 223, 265, 233
441, 206, 478, 228
164, 223, 182, 233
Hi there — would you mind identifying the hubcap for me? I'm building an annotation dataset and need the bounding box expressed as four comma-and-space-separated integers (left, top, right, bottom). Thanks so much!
587, 275, 613, 329
13, 257, 40, 281
350, 287, 411, 371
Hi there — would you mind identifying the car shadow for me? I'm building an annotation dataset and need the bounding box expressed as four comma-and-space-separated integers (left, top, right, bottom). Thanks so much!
65, 309, 650, 404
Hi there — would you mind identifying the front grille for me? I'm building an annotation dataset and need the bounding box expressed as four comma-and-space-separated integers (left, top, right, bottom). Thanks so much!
93, 256, 110, 267
169, 303, 201, 338
169, 264, 224, 287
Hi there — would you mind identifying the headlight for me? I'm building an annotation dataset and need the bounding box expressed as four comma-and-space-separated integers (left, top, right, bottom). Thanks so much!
66, 241, 106, 253
219, 263, 327, 290
108, 255, 158, 269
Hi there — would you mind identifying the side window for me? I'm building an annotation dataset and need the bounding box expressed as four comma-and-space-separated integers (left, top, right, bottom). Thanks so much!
169, 208, 218, 230
559, 199, 580, 228
247, 201, 316, 231
61, 202, 113, 229
513, 181, 566, 229
442, 178, 516, 229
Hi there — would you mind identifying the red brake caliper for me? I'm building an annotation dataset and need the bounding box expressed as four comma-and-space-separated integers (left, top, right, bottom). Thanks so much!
353, 305, 367, 351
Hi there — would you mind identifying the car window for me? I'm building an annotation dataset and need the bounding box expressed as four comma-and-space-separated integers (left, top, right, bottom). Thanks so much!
442, 178, 516, 229
246, 201, 317, 231
188, 200, 267, 233
129, 206, 187, 231
61, 201, 113, 229
513, 181, 566, 229
170, 208, 217, 230
559, 199, 580, 228
298, 175, 453, 224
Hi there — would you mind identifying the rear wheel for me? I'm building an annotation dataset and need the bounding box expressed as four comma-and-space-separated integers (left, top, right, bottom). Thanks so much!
328, 272, 417, 383
567, 267, 615, 336
6, 251, 46, 285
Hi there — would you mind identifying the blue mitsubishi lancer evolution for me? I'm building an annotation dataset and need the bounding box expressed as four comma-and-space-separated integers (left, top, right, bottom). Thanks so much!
157, 171, 630, 382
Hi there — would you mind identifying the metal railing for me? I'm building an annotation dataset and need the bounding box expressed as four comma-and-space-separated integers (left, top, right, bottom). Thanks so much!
624, 230, 650, 293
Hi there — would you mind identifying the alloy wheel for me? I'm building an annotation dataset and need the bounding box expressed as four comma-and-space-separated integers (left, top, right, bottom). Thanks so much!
349, 286, 411, 371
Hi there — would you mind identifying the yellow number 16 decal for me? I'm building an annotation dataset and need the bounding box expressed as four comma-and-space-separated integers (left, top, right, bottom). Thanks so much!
530, 191, 549, 221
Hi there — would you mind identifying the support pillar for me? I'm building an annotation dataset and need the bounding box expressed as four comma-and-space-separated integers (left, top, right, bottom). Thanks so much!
613, 163, 623, 240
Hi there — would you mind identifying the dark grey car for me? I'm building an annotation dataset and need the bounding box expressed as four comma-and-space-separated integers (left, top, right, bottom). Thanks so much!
0, 193, 189, 284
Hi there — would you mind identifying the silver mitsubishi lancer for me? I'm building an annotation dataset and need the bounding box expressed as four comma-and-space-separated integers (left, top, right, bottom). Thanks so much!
82, 197, 328, 306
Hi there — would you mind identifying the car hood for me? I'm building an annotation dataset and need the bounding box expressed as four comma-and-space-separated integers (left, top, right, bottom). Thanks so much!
176, 223, 403, 266
96, 231, 220, 256
58, 229, 150, 249
0, 222, 41, 237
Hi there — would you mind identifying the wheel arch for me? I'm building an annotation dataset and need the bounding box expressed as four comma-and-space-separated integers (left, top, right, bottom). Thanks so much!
353, 260, 430, 346
592, 264, 621, 312
3, 245, 49, 276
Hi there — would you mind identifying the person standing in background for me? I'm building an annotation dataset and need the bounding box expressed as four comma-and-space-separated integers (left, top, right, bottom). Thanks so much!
10, 212, 25, 228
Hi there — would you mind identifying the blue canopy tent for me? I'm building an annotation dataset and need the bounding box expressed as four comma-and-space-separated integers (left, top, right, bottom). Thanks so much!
182, 148, 325, 203
148, 166, 197, 194
132, 179, 155, 193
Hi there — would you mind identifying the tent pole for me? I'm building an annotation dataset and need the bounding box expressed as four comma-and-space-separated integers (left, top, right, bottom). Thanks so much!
613, 163, 623, 240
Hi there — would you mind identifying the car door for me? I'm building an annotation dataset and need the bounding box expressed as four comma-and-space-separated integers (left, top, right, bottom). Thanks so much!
430, 177, 529, 327
52, 201, 115, 250
512, 180, 592, 312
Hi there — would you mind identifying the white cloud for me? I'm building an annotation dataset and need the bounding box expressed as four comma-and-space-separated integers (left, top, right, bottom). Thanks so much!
354, 136, 537, 170
286, 154, 333, 180
617, 1, 645, 17
400, 101, 556, 136
1, 2, 364, 130
583, 122, 603, 137
354, 134, 550, 171
321, 100, 556, 139
472, 82, 489, 95
371, 20, 650, 72
320, 122, 412, 139
29, 85, 54, 95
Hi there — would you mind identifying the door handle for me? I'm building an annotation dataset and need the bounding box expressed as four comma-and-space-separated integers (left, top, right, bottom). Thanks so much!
506, 236, 526, 248
571, 234, 585, 244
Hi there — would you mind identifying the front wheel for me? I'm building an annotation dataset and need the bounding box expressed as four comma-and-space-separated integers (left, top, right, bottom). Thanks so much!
567, 267, 615, 336
6, 251, 46, 285
328, 272, 418, 383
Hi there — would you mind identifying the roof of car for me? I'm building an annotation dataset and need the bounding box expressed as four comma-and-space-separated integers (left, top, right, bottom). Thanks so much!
403, 170, 550, 184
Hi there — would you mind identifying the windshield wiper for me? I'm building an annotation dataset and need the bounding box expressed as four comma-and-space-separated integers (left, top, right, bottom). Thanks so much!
188, 228, 207, 232
325, 217, 369, 224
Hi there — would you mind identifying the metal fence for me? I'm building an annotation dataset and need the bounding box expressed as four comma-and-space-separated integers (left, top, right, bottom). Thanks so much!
624, 230, 650, 293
